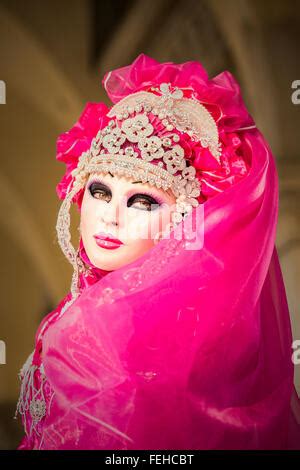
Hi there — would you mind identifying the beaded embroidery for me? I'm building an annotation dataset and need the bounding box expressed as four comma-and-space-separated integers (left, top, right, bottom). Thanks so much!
69, 82, 222, 220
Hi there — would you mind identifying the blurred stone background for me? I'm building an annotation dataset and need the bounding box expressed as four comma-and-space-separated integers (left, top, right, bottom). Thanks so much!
0, 0, 299, 449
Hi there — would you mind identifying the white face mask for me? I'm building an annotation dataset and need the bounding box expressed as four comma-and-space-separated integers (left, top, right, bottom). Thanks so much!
80, 171, 176, 271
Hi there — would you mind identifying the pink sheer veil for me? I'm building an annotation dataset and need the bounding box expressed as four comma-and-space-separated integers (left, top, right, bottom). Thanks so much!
38, 55, 300, 449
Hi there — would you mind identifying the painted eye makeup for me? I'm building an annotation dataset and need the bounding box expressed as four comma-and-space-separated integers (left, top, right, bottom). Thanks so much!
88, 180, 111, 202
87, 177, 164, 211
127, 193, 162, 212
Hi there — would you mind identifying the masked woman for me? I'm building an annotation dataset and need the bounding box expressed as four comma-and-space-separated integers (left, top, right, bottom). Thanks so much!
15, 54, 300, 450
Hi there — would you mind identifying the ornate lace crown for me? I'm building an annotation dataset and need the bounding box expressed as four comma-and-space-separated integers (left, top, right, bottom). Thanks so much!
71, 83, 221, 218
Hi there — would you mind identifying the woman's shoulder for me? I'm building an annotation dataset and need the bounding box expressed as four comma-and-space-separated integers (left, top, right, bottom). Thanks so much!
34, 291, 73, 345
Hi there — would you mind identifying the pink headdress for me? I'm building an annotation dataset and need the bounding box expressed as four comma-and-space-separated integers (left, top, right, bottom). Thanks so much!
56, 54, 254, 205
55, 54, 256, 297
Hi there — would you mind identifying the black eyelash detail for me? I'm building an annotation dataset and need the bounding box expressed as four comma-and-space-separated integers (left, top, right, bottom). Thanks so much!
87, 177, 164, 206
88, 179, 110, 193
128, 192, 162, 205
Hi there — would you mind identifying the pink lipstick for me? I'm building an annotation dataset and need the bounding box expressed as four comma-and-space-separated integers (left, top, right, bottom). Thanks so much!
93, 232, 124, 250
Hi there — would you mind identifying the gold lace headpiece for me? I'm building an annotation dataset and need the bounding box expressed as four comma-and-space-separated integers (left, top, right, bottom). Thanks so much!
71, 83, 221, 215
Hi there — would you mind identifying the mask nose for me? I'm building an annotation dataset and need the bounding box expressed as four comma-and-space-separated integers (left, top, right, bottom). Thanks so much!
99, 200, 120, 228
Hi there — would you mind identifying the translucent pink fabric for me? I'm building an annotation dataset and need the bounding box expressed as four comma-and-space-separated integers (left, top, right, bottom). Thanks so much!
16, 55, 300, 449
